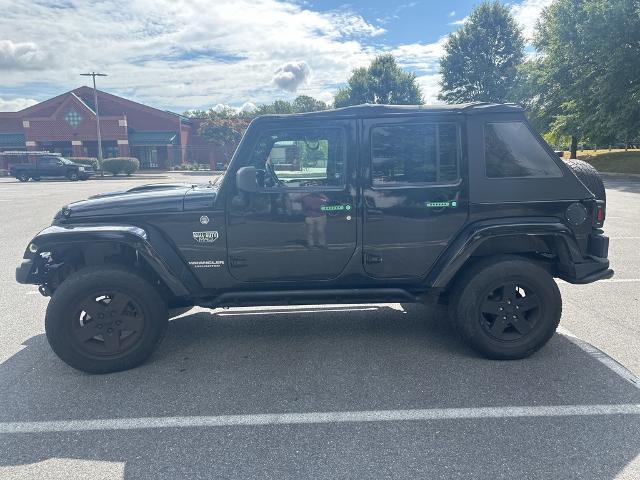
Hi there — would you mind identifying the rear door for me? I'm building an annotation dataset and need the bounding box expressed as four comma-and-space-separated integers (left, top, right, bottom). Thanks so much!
362, 116, 469, 279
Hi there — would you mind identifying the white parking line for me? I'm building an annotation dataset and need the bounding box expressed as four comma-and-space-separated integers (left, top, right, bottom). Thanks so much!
558, 327, 639, 389
0, 404, 638, 434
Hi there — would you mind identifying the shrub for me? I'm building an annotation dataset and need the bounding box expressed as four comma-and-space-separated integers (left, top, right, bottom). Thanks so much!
102, 157, 140, 176
70, 157, 99, 170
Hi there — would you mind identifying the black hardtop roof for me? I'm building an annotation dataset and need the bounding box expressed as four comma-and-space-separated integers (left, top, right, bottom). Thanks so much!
255, 102, 523, 121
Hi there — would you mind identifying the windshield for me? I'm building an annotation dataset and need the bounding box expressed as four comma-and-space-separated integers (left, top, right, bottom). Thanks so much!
58, 157, 75, 165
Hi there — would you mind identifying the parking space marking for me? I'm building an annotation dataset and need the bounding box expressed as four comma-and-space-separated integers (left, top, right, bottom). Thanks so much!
1, 404, 638, 434
558, 327, 639, 389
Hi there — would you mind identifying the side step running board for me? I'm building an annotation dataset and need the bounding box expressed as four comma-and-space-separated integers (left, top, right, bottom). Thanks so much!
200, 288, 420, 308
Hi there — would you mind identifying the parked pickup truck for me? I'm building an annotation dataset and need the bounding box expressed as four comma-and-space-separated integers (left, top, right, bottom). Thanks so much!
10, 155, 94, 182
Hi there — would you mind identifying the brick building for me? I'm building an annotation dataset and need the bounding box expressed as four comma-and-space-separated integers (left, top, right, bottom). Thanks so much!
0, 87, 218, 170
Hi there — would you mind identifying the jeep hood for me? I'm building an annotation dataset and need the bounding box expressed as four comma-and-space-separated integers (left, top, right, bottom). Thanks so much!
57, 182, 217, 220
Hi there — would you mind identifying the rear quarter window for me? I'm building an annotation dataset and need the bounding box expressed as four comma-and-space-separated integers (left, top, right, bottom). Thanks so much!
484, 122, 562, 178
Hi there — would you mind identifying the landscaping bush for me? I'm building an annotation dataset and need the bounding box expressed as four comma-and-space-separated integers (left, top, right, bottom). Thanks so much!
102, 157, 140, 176
70, 157, 99, 170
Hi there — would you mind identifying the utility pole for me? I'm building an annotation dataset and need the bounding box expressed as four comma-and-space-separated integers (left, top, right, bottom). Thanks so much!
80, 72, 107, 176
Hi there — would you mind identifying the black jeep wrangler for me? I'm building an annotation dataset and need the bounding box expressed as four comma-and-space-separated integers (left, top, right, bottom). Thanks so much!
16, 103, 612, 373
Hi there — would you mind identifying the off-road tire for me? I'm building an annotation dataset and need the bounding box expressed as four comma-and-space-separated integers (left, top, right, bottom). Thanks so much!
45, 265, 168, 373
564, 159, 606, 202
449, 256, 562, 360
18, 173, 29, 182
67, 171, 79, 181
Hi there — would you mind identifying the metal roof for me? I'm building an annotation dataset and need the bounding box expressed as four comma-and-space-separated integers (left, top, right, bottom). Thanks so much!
254, 102, 524, 121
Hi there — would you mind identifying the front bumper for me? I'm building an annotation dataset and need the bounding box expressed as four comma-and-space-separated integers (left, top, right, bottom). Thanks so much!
16, 259, 34, 284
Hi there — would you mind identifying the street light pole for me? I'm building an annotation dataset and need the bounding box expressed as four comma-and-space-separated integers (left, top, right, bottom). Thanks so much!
80, 72, 107, 176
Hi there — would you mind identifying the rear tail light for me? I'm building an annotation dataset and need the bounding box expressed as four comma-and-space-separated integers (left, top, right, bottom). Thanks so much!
594, 201, 606, 227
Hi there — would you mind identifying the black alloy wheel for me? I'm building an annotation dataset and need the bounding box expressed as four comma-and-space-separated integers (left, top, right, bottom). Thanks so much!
72, 291, 146, 357
479, 281, 541, 341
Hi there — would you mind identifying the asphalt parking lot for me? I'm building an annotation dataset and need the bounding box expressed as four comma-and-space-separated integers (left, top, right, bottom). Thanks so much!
0, 173, 638, 479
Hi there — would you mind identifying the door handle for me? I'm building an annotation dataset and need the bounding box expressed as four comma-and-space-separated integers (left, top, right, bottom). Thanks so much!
365, 253, 382, 264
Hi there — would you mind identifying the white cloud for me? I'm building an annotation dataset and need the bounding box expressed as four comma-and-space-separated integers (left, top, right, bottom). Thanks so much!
0, 0, 552, 110
238, 102, 257, 113
273, 61, 311, 92
448, 16, 468, 26
449, 10, 456, 17
0, 0, 380, 110
0, 97, 38, 111
0, 40, 50, 70
415, 74, 443, 104
392, 36, 447, 73
510, 0, 553, 40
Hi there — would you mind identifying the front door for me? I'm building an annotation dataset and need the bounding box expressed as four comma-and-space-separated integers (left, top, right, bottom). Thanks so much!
362, 116, 469, 279
226, 120, 357, 282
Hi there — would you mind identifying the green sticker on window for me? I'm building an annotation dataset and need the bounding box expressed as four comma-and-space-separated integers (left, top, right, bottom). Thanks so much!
425, 201, 458, 209
321, 204, 351, 212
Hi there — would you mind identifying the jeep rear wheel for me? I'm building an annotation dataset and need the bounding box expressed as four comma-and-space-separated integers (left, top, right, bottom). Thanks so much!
45, 265, 168, 373
450, 256, 561, 360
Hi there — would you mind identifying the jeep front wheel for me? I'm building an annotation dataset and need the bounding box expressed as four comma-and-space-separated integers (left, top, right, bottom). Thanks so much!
450, 256, 561, 360
67, 171, 79, 181
45, 265, 168, 373
18, 173, 29, 182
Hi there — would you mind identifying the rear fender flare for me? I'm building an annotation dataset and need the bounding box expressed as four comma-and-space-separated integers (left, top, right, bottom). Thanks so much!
426, 218, 582, 288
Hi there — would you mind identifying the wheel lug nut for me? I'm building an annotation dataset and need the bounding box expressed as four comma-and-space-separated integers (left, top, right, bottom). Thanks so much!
107, 328, 113, 333
502, 316, 507, 320
498, 307, 503, 311
513, 315, 517, 319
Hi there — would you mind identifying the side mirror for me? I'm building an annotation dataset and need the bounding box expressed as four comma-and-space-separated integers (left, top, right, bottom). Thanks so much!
236, 166, 258, 192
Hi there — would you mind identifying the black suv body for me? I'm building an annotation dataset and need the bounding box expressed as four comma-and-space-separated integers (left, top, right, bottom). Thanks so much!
10, 155, 93, 181
16, 103, 613, 373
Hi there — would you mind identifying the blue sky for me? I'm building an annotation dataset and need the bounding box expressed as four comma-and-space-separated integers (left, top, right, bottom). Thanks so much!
0, 0, 549, 113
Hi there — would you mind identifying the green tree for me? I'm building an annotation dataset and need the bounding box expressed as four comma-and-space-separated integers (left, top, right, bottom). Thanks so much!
292, 95, 328, 113
198, 115, 250, 163
439, 1, 524, 104
334, 54, 423, 107
523, 0, 640, 157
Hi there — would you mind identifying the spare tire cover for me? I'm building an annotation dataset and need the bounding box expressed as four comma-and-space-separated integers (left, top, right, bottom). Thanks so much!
564, 159, 606, 202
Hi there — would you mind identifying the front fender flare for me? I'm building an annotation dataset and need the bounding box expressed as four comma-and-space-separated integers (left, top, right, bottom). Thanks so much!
19, 224, 198, 297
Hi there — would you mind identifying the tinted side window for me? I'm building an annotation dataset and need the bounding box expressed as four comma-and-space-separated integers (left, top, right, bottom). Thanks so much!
39, 157, 59, 166
249, 127, 345, 189
371, 123, 459, 185
485, 122, 562, 178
